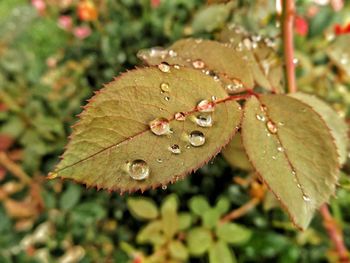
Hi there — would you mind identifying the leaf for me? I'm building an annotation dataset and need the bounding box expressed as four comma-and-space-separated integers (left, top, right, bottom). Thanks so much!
189, 195, 210, 216
263, 191, 280, 211
161, 194, 179, 239
127, 198, 159, 220
203, 208, 221, 229
222, 133, 253, 171
191, 4, 232, 33
187, 227, 213, 256
241, 95, 339, 230
52, 67, 242, 192
327, 35, 350, 77
290, 92, 348, 165
216, 223, 252, 245
59, 183, 82, 211
178, 212, 192, 230
138, 39, 255, 89
209, 241, 236, 263
214, 196, 230, 215
168, 240, 189, 261
136, 220, 166, 246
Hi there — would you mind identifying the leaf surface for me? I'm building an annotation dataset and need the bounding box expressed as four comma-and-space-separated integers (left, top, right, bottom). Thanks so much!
52, 67, 242, 192
127, 198, 158, 220
241, 95, 339, 229
209, 241, 236, 263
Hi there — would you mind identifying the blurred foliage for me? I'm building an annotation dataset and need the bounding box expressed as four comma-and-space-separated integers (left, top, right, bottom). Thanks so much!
0, 0, 350, 262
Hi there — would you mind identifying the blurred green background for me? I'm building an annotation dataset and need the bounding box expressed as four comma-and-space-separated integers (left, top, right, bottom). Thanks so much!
1, 0, 350, 262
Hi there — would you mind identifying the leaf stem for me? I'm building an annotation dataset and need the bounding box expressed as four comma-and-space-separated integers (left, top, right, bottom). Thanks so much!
282, 0, 297, 93
220, 197, 260, 223
0, 151, 31, 184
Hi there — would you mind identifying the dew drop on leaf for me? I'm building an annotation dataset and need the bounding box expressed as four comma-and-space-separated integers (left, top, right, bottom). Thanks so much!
156, 158, 163, 163
189, 131, 206, 147
255, 114, 266, 122
168, 49, 177, 57
303, 195, 311, 202
127, 160, 150, 180
160, 82, 171, 93
164, 96, 170, 101
158, 62, 171, 73
195, 114, 213, 127
169, 144, 181, 154
340, 54, 349, 65
162, 185, 167, 190
277, 146, 284, 152
278, 121, 285, 126
192, 59, 206, 69
149, 118, 171, 135
225, 79, 244, 94
174, 112, 186, 121
197, 100, 215, 112
266, 120, 278, 134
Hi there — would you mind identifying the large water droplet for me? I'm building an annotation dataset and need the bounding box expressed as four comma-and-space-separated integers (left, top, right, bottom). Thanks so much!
189, 131, 206, 147
266, 121, 277, 134
197, 100, 215, 112
160, 82, 171, 93
127, 160, 150, 180
256, 114, 266, 122
195, 114, 213, 127
149, 118, 171, 135
158, 62, 170, 73
169, 144, 181, 154
192, 59, 205, 69
175, 112, 186, 121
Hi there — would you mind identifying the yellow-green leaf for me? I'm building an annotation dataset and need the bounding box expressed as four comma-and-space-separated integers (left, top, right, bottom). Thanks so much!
290, 92, 348, 165
52, 67, 242, 192
187, 227, 213, 256
216, 223, 252, 245
241, 95, 339, 230
168, 240, 189, 261
209, 241, 236, 263
127, 198, 158, 220
161, 194, 179, 239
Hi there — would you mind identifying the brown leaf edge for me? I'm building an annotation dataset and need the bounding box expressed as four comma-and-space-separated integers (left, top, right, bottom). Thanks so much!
240, 94, 340, 230
48, 66, 243, 194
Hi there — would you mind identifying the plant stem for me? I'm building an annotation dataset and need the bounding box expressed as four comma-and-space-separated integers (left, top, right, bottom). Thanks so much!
220, 198, 260, 223
282, 0, 297, 93
0, 151, 31, 184
282, 0, 349, 261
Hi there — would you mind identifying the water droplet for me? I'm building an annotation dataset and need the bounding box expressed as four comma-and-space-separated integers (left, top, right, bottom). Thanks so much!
173, 64, 180, 69
211, 95, 217, 101
186, 145, 191, 149
162, 185, 167, 190
277, 146, 284, 152
303, 195, 311, 202
127, 160, 150, 180
256, 114, 266, 122
266, 121, 278, 134
197, 100, 215, 112
340, 54, 348, 65
158, 62, 170, 73
47, 172, 58, 179
192, 59, 205, 69
272, 156, 277, 160
189, 131, 206, 147
156, 158, 163, 163
225, 79, 244, 94
297, 183, 301, 188
149, 118, 171, 135
175, 112, 186, 121
160, 82, 170, 93
168, 49, 177, 57
278, 121, 285, 126
195, 114, 213, 127
291, 170, 296, 176
293, 58, 299, 65
243, 38, 252, 49
169, 144, 181, 154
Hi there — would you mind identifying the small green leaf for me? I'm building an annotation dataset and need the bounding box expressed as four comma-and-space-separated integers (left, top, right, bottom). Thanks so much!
216, 223, 252, 245
169, 240, 189, 261
222, 133, 253, 171
209, 241, 236, 263
189, 196, 210, 216
59, 183, 82, 211
327, 35, 350, 77
127, 198, 158, 220
203, 208, 221, 229
178, 212, 192, 230
187, 227, 213, 256
53, 67, 242, 192
290, 92, 349, 165
161, 194, 179, 239
136, 220, 165, 245
241, 95, 339, 230
214, 196, 230, 215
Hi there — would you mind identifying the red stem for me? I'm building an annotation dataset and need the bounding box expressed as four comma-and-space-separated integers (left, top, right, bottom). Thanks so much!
282, 0, 349, 261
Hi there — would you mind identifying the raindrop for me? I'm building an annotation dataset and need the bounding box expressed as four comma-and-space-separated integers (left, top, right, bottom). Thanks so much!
225, 79, 244, 94
278, 121, 285, 126
168, 49, 177, 57
149, 118, 171, 135
211, 95, 217, 101
169, 144, 181, 154
256, 114, 266, 122
189, 131, 206, 147
272, 156, 277, 160
303, 195, 311, 202
186, 145, 191, 149
158, 62, 171, 73
160, 82, 171, 93
162, 185, 167, 190
164, 96, 170, 101
195, 114, 213, 127
340, 54, 348, 65
197, 100, 215, 112
156, 158, 163, 163
149, 47, 168, 58
293, 58, 299, 65
277, 146, 284, 152
127, 160, 150, 180
291, 170, 296, 176
243, 38, 252, 50
266, 121, 278, 134
192, 59, 205, 69
173, 64, 180, 69
175, 112, 186, 121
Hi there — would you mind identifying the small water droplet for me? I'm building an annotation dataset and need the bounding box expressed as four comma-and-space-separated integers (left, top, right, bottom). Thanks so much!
162, 185, 167, 190
127, 160, 150, 180
175, 112, 186, 121
164, 96, 170, 101
158, 62, 170, 73
211, 95, 217, 101
192, 59, 205, 69
277, 146, 284, 152
225, 79, 244, 94
266, 121, 278, 134
297, 183, 301, 188
293, 58, 299, 65
186, 145, 191, 149
195, 114, 212, 127
156, 158, 163, 163
168, 49, 177, 57
169, 144, 181, 154
272, 156, 277, 160
340, 54, 348, 65
173, 64, 180, 69
278, 121, 285, 126
291, 170, 296, 176
303, 195, 311, 202
189, 131, 206, 147
197, 100, 215, 112
160, 82, 170, 93
149, 118, 171, 135
243, 38, 252, 49
256, 114, 266, 122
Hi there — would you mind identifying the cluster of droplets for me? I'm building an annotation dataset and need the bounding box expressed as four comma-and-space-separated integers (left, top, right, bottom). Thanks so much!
137, 47, 178, 61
